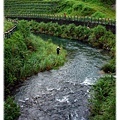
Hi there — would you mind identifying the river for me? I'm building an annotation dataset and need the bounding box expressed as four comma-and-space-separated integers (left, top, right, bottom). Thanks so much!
14, 34, 110, 120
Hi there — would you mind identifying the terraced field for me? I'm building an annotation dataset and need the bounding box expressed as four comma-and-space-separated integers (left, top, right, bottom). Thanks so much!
4, 0, 59, 15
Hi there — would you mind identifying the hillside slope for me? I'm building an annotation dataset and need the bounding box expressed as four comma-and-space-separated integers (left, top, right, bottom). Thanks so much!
56, 0, 115, 19
4, 0, 115, 19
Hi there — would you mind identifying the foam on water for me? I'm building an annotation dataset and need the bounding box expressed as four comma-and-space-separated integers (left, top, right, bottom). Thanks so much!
56, 95, 70, 103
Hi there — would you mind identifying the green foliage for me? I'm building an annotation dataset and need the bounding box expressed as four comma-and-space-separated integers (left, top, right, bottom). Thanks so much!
92, 11, 105, 18
4, 20, 14, 32
4, 31, 27, 88
17, 20, 30, 38
4, 96, 20, 120
89, 76, 115, 120
59, 0, 74, 12
5, 20, 67, 95
100, 0, 115, 5
92, 25, 106, 38
81, 6, 96, 16
88, 25, 115, 50
56, 0, 115, 18
101, 58, 116, 73
73, 3, 83, 11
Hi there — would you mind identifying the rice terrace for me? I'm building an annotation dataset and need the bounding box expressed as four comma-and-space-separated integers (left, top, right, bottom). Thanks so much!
4, 0, 116, 120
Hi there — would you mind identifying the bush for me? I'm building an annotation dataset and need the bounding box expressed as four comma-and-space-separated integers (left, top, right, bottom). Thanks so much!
89, 76, 115, 120
81, 6, 96, 16
100, 0, 115, 5
4, 31, 27, 89
73, 3, 83, 11
4, 20, 14, 32
4, 96, 20, 120
17, 20, 30, 38
101, 58, 116, 73
88, 25, 106, 48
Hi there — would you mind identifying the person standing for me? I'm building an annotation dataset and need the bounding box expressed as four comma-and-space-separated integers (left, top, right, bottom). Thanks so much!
56, 46, 60, 55
64, 13, 66, 19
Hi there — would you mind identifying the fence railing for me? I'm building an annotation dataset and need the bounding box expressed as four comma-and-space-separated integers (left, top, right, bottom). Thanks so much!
5, 14, 116, 26
4, 25, 17, 39
4, 13, 116, 39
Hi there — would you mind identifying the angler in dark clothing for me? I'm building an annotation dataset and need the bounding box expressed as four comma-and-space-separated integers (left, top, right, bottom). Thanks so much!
56, 46, 60, 55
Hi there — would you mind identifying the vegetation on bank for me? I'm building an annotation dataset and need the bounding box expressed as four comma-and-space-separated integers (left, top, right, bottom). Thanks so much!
4, 20, 15, 32
4, 96, 20, 120
89, 76, 115, 120
5, 20, 67, 95
29, 20, 115, 73
4, 20, 67, 119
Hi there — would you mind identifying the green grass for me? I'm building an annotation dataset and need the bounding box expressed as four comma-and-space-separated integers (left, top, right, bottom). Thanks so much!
56, 0, 115, 19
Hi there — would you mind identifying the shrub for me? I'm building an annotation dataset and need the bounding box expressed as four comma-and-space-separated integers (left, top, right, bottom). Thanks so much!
4, 20, 14, 32
4, 96, 20, 120
81, 6, 96, 16
17, 20, 30, 38
73, 3, 83, 11
89, 76, 115, 120
88, 25, 107, 48
101, 58, 116, 73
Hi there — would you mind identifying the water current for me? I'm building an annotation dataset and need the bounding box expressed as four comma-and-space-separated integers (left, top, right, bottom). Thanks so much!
14, 34, 110, 120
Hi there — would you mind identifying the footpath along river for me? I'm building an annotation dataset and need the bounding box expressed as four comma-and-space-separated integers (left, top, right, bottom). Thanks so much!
14, 34, 110, 120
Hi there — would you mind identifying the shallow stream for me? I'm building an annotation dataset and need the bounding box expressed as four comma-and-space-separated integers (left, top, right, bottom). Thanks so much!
14, 34, 109, 120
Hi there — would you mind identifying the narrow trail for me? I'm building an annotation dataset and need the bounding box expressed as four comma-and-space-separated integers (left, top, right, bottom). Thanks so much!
14, 34, 110, 120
